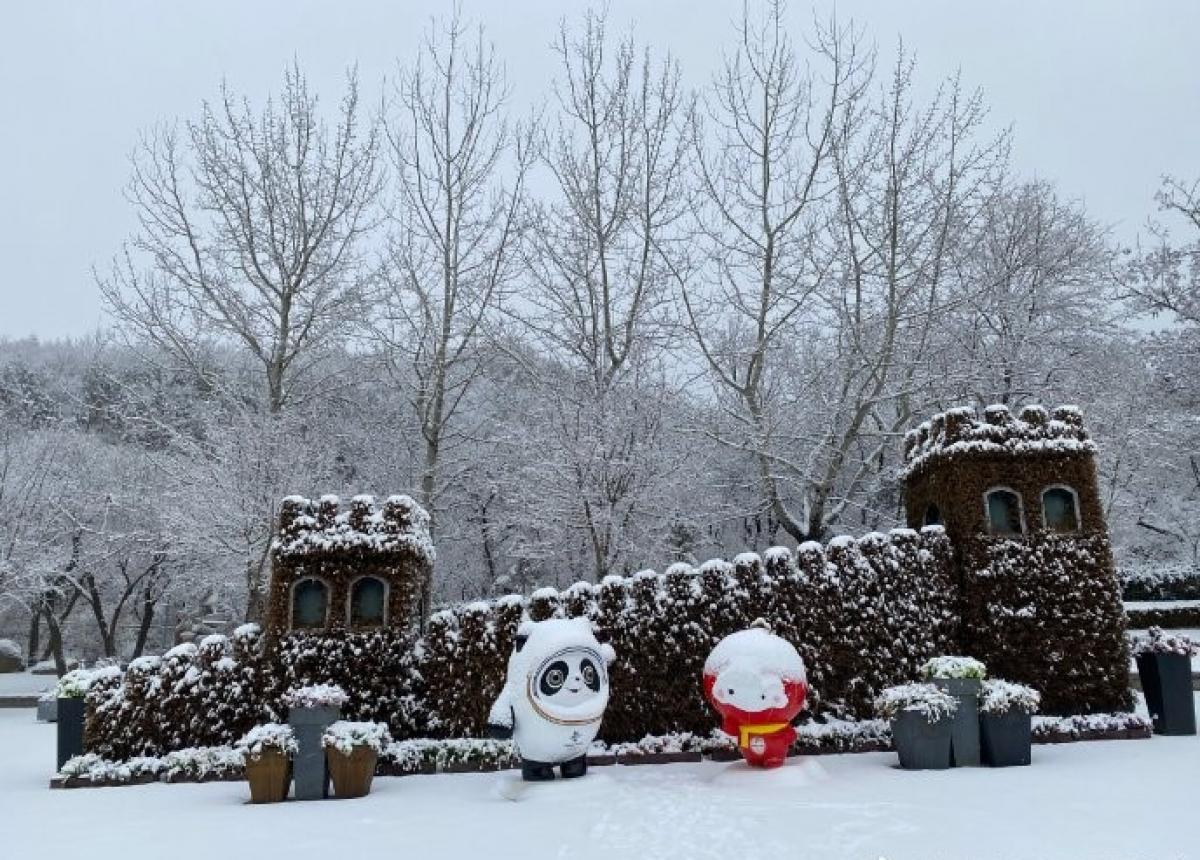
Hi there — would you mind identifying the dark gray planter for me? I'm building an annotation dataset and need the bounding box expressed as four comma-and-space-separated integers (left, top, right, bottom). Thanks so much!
890, 710, 953, 770
1136, 652, 1197, 736
56, 697, 85, 770
288, 705, 340, 800
980, 710, 1032, 767
933, 677, 981, 766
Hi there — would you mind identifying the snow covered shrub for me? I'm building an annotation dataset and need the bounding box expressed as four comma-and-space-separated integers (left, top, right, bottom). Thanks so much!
920, 656, 987, 680
1119, 562, 1200, 601
1129, 626, 1199, 657
322, 720, 392, 755
282, 683, 349, 709
55, 666, 119, 698
874, 683, 958, 721
161, 746, 244, 781
236, 724, 298, 759
980, 680, 1041, 714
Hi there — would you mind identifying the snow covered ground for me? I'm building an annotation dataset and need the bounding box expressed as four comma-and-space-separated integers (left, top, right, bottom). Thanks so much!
0, 670, 54, 698
3, 705, 1199, 860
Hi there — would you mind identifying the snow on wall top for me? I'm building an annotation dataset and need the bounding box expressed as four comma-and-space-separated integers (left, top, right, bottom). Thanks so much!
901, 403, 1095, 479
272, 493, 435, 565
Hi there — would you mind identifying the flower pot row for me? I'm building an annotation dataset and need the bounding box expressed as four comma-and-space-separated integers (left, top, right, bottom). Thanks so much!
877, 659, 1040, 771
239, 688, 391, 805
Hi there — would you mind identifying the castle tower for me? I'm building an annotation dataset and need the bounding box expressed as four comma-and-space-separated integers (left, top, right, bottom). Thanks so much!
264, 494, 435, 642
901, 404, 1130, 714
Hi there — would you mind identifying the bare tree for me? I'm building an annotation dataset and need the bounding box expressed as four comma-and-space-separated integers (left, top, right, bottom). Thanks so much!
510, 10, 692, 580
683, 3, 1005, 542
378, 14, 530, 615
1125, 176, 1200, 328
100, 64, 383, 414
680, 3, 867, 542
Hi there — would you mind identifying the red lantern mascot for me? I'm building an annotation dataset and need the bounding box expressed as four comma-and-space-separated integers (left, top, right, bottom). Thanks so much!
702, 622, 807, 768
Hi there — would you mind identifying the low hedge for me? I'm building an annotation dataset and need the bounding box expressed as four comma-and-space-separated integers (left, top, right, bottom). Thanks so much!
1124, 604, 1200, 629
1119, 564, 1200, 602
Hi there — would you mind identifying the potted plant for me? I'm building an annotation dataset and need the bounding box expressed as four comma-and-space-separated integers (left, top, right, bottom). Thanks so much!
284, 683, 348, 800
236, 723, 297, 803
874, 683, 958, 770
979, 680, 1040, 767
322, 720, 390, 798
54, 669, 95, 769
920, 655, 987, 767
1132, 627, 1197, 736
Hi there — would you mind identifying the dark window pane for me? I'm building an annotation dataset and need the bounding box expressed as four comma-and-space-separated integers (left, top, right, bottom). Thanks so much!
1043, 488, 1079, 532
923, 504, 942, 526
292, 579, 328, 628
986, 490, 1023, 536
351, 577, 386, 626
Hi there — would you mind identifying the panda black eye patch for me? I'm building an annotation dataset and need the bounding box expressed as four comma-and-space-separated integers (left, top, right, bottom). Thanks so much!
580, 658, 600, 691
539, 660, 569, 696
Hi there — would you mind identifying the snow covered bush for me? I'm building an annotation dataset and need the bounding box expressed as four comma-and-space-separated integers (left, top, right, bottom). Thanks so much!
980, 680, 1041, 714
55, 666, 119, 698
1129, 626, 1199, 657
282, 683, 349, 709
322, 720, 392, 755
161, 746, 244, 780
920, 656, 987, 680
873, 683, 958, 721
235, 724, 298, 759
1119, 562, 1200, 601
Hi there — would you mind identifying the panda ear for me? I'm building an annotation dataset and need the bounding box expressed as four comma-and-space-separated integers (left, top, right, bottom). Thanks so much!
600, 643, 616, 666
514, 634, 528, 652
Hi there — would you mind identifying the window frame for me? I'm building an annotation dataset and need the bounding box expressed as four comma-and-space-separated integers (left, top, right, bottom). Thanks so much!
290, 576, 331, 631
983, 486, 1026, 537
347, 575, 389, 627
1041, 484, 1081, 533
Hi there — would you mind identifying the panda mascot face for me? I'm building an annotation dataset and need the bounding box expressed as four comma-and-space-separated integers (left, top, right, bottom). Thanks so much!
489, 617, 615, 777
530, 646, 606, 714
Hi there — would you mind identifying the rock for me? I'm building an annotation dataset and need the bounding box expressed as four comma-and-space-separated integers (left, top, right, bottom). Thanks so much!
0, 639, 24, 673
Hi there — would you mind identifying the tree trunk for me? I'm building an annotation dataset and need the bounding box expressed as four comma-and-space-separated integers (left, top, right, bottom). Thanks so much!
26, 611, 40, 667
131, 587, 156, 660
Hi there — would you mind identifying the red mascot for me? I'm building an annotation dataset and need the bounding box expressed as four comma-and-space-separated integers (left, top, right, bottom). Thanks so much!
702, 622, 807, 768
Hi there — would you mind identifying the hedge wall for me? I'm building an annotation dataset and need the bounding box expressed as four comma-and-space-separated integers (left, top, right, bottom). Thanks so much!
86, 527, 959, 758
1118, 564, 1200, 602
960, 532, 1132, 715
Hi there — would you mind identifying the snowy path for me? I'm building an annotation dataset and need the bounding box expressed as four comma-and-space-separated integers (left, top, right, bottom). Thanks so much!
2, 707, 1197, 860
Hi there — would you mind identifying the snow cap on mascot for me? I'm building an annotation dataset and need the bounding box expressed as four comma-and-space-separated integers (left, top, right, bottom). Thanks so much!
488, 615, 616, 781
703, 619, 807, 768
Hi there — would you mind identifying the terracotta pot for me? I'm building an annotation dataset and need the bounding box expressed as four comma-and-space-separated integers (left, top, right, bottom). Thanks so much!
326, 745, 377, 799
245, 749, 290, 803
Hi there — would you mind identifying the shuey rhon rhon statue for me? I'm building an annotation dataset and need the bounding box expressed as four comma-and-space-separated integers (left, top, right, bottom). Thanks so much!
488, 617, 616, 781
703, 620, 808, 768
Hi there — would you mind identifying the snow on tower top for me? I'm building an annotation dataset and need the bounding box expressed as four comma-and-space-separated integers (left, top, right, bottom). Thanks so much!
273, 493, 435, 564
901, 403, 1095, 479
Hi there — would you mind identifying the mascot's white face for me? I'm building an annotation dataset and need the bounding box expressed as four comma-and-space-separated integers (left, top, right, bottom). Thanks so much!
531, 646, 606, 710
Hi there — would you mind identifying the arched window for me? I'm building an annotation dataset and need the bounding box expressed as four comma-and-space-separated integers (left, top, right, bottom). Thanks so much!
350, 576, 387, 626
923, 504, 943, 527
984, 488, 1024, 536
291, 578, 329, 629
1042, 486, 1080, 532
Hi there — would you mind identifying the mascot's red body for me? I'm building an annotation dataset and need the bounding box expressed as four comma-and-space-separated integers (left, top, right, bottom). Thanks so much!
702, 626, 808, 768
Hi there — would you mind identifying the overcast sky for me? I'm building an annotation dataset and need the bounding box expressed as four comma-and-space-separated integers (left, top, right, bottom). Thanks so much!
1, 0, 1197, 340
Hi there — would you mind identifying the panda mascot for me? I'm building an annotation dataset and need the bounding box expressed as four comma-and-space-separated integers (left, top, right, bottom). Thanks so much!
488, 617, 616, 781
